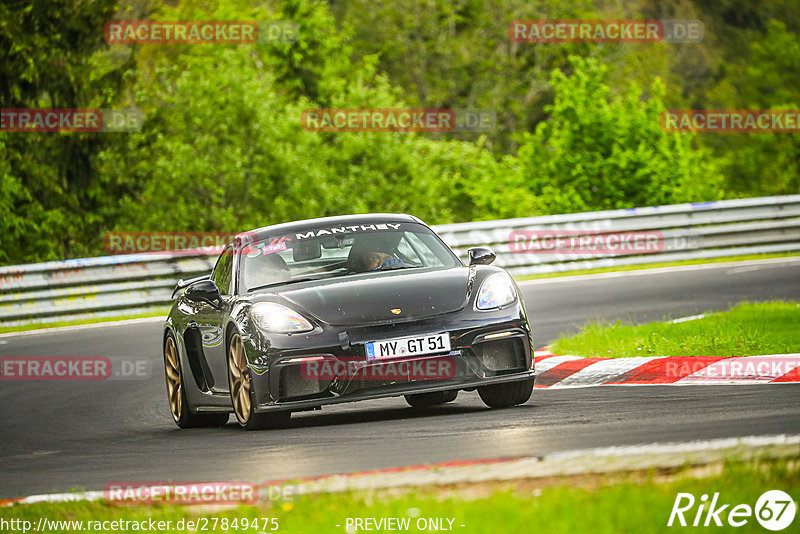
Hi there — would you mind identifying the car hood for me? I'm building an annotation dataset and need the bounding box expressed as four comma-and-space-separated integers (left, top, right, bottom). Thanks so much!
276, 267, 472, 326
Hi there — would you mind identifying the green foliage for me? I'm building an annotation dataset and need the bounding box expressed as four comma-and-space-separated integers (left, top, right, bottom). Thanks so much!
705, 19, 800, 196
470, 56, 724, 218
1, 0, 797, 265
0, 138, 37, 264
99, 0, 497, 233
332, 0, 597, 153
0, 0, 135, 263
335, 0, 799, 197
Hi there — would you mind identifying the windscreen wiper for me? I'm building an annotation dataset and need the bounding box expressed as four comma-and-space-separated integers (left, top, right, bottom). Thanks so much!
248, 277, 318, 292
375, 264, 420, 271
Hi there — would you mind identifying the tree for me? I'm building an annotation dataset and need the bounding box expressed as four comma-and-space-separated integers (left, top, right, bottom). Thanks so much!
99, 0, 499, 235
471, 56, 724, 218
0, 0, 136, 263
705, 19, 800, 195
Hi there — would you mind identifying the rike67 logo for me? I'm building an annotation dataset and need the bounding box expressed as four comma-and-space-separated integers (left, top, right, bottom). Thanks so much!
668, 490, 796, 530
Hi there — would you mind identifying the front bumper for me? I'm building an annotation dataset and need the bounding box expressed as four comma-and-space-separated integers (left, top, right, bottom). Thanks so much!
241, 307, 535, 413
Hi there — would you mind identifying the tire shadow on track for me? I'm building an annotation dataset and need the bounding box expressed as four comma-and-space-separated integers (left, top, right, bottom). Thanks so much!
154, 403, 540, 434
249, 404, 488, 431
140, 401, 541, 440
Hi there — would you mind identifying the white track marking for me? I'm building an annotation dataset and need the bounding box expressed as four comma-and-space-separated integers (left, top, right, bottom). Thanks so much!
668, 314, 705, 324
534, 355, 583, 374
518, 256, 800, 285
0, 316, 164, 339
556, 356, 659, 386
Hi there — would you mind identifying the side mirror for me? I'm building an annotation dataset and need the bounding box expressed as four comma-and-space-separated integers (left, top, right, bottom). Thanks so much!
172, 274, 210, 299
184, 279, 222, 307
468, 247, 496, 265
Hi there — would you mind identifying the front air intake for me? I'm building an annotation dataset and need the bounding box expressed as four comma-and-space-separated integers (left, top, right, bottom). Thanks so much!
474, 338, 525, 371
278, 365, 326, 400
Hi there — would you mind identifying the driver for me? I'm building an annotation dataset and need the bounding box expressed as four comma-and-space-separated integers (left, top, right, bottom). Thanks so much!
348, 234, 404, 272
361, 251, 400, 271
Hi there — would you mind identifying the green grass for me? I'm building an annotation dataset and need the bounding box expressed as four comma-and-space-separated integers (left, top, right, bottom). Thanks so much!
0, 308, 170, 335
514, 252, 800, 281
1, 458, 796, 533
550, 301, 800, 358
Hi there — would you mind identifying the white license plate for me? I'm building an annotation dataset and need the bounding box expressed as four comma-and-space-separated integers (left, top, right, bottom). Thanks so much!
366, 333, 451, 361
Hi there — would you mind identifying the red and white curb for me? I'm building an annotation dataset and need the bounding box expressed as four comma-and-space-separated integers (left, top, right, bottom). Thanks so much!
533, 349, 800, 388
2, 434, 798, 507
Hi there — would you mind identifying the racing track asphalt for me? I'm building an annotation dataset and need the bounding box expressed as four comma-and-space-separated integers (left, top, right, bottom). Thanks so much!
1, 258, 798, 498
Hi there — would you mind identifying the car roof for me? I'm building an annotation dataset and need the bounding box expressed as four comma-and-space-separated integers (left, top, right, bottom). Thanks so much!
235, 213, 425, 243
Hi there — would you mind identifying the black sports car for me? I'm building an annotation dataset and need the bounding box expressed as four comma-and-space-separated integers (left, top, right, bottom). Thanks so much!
163, 214, 535, 430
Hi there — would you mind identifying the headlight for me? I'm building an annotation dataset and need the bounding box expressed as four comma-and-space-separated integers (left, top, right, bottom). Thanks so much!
251, 302, 314, 333
476, 272, 517, 310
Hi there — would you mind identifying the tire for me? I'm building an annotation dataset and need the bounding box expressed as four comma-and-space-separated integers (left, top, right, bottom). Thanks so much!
478, 378, 533, 408
405, 389, 458, 408
163, 332, 229, 428
227, 331, 291, 431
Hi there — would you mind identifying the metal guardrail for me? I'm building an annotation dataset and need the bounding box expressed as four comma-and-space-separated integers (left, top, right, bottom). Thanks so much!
0, 254, 217, 327
436, 194, 800, 275
1, 195, 799, 327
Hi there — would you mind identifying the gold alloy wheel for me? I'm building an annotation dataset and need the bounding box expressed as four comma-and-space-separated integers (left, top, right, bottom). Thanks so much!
164, 336, 182, 422
228, 333, 251, 424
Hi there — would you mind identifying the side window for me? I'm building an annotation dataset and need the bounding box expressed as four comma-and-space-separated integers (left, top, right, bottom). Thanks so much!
211, 246, 234, 295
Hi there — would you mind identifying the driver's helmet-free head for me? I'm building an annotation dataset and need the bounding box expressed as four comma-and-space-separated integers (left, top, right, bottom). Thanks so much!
361, 251, 394, 271
346, 232, 403, 272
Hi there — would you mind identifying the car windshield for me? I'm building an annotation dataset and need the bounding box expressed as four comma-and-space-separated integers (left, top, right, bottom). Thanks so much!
240, 222, 461, 292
